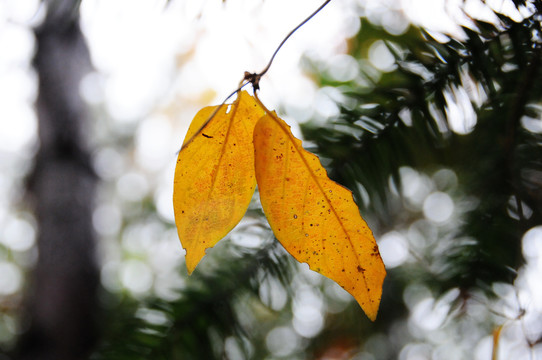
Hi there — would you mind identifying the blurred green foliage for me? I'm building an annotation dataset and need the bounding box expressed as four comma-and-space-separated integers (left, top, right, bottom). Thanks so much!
303, 12, 542, 296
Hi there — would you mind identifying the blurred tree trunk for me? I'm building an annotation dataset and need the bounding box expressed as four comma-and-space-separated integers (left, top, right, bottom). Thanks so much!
17, 1, 99, 359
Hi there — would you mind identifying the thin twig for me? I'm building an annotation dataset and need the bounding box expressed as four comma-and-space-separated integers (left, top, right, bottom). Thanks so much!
245, 0, 332, 90
179, 0, 333, 152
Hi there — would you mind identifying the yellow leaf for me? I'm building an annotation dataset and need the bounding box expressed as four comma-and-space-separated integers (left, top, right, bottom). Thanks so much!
173, 91, 265, 274
253, 112, 386, 320
492, 324, 504, 360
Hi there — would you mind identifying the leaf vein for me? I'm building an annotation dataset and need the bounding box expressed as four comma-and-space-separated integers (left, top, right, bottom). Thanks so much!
208, 96, 241, 196
260, 107, 370, 291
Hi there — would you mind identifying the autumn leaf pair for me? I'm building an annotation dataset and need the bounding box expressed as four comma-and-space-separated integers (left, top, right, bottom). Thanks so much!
173, 91, 386, 320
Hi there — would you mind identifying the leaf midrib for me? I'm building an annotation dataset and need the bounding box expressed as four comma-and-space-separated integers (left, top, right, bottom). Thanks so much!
264, 112, 370, 292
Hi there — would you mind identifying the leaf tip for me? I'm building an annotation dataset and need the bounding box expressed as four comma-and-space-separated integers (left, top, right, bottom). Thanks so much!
355, 292, 383, 322
365, 303, 380, 322
184, 249, 203, 276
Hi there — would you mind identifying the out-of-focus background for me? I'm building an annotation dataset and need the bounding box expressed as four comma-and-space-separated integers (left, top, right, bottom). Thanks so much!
1, 0, 542, 359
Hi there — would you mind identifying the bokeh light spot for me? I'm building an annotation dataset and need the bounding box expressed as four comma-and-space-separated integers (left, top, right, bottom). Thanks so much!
0, 262, 22, 296
368, 40, 396, 72
379, 231, 409, 268
423, 192, 454, 223
523, 226, 542, 260
265, 326, 300, 357
120, 259, 153, 295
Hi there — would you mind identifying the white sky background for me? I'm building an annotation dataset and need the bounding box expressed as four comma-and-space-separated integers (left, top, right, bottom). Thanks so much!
0, 0, 541, 357
79, 0, 365, 142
